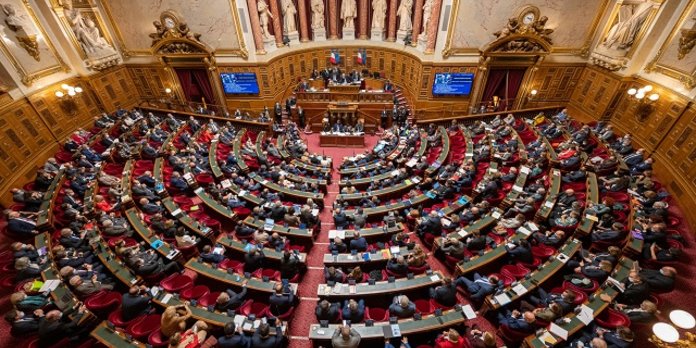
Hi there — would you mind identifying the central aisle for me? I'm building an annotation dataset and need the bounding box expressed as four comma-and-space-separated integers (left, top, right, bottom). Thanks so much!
286, 133, 498, 348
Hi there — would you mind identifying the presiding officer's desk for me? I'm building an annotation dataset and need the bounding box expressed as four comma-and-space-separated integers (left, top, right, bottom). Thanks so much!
317, 271, 444, 298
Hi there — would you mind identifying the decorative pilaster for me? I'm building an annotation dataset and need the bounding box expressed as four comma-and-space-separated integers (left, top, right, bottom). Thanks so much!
410, 0, 423, 45
269, 0, 284, 46
424, 0, 441, 54
247, 0, 267, 53
329, 0, 338, 39
387, 0, 397, 41
358, 0, 369, 39
298, 0, 310, 41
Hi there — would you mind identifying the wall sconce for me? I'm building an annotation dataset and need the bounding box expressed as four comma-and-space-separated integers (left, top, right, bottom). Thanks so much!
165, 88, 172, 94
529, 89, 538, 99
649, 310, 696, 347
55, 84, 83, 115
627, 85, 659, 120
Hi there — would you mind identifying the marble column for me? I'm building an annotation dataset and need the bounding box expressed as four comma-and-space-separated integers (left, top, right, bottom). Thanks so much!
424, 0, 441, 53
298, 0, 310, 41
329, 0, 338, 39
246, 0, 267, 53
386, 0, 397, 41
269, 0, 284, 46
358, 0, 368, 39
410, 0, 423, 45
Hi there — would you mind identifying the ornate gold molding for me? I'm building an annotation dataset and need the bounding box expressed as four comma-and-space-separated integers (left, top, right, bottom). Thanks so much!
644, 0, 696, 90
480, 6, 553, 56
678, 27, 696, 60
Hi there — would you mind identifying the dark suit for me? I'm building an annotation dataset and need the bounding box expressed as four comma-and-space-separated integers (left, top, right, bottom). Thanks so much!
389, 300, 416, 318
217, 333, 250, 348
341, 299, 365, 323
430, 283, 458, 307
639, 269, 674, 292
38, 313, 85, 346
457, 274, 498, 303
497, 311, 535, 333
10, 316, 40, 336
7, 218, 36, 236
315, 302, 340, 323
349, 237, 367, 252
251, 325, 284, 348
121, 293, 151, 321
268, 291, 295, 315
616, 281, 649, 305
218, 287, 247, 311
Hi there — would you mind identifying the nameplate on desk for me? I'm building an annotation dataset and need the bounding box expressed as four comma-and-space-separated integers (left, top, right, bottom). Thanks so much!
194, 187, 204, 194
517, 226, 531, 236
585, 214, 598, 222
458, 230, 469, 237
491, 210, 502, 219
512, 185, 523, 192
430, 274, 440, 282
171, 209, 182, 217
161, 293, 172, 304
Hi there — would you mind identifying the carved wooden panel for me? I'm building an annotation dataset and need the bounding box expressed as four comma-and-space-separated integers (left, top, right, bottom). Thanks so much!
127, 65, 171, 100
88, 66, 139, 112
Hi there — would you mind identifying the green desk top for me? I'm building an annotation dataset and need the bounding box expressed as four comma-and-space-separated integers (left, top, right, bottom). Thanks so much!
425, 127, 450, 177
185, 259, 298, 294
91, 322, 146, 347
243, 216, 315, 239
322, 246, 411, 266
124, 208, 177, 258
456, 222, 538, 275
577, 172, 599, 235
91, 236, 141, 286
336, 177, 419, 202
317, 271, 444, 298
326, 222, 405, 240
536, 169, 562, 220
216, 235, 307, 263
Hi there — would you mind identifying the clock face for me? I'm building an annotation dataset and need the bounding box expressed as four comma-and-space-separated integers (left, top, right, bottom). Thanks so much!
522, 12, 535, 25
164, 17, 176, 29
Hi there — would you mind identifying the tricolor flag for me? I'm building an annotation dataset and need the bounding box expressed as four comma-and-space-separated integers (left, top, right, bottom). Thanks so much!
356, 49, 366, 65
330, 50, 340, 64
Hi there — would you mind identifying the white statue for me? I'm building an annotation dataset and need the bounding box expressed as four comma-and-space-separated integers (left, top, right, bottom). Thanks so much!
311, 0, 324, 29
420, 0, 433, 36
371, 0, 387, 30
2, 3, 28, 34
602, 0, 653, 50
341, 0, 357, 29
63, 0, 113, 55
281, 0, 297, 33
397, 0, 413, 32
258, 0, 274, 40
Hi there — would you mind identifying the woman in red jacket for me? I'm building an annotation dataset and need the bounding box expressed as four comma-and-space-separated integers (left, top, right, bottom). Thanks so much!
435, 328, 471, 348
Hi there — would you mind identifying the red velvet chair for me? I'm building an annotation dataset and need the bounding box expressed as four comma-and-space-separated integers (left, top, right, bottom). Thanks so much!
108, 310, 144, 328
180, 285, 210, 300
271, 305, 295, 320
239, 300, 270, 317
498, 324, 530, 344
197, 291, 221, 307
501, 264, 529, 279
596, 308, 631, 329
175, 243, 199, 259
254, 269, 281, 282
126, 313, 161, 340
414, 299, 433, 315
148, 330, 170, 348
532, 245, 555, 259
219, 259, 243, 273
159, 274, 193, 293
366, 306, 390, 321
408, 264, 429, 275
85, 290, 122, 314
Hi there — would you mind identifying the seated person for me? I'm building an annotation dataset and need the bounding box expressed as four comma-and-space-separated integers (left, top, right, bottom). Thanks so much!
389, 295, 416, 319
386, 256, 409, 276
456, 273, 500, 304
121, 285, 152, 321
216, 281, 248, 311
341, 299, 365, 323
429, 277, 457, 307
324, 266, 345, 283
639, 266, 676, 292
496, 309, 536, 333
440, 237, 466, 258
217, 321, 250, 348
268, 282, 295, 315
315, 299, 340, 323
435, 328, 467, 348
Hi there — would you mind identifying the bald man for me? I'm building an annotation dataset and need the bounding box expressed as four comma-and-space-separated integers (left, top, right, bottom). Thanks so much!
331, 324, 361, 348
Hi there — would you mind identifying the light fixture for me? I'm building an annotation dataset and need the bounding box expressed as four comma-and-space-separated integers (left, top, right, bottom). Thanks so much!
627, 84, 660, 120
653, 323, 680, 343
55, 83, 83, 99
54, 91, 64, 98
670, 310, 696, 330
530, 89, 538, 96
165, 88, 172, 94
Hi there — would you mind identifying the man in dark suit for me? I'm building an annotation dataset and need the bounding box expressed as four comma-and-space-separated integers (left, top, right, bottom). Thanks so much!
38, 307, 87, 346
121, 285, 152, 321
5, 309, 41, 336
615, 271, 650, 306
251, 319, 284, 348
349, 232, 367, 252
342, 299, 365, 323
497, 310, 536, 333
639, 266, 676, 293
389, 295, 416, 319
200, 245, 225, 264
429, 277, 458, 307
6, 211, 38, 237
268, 283, 295, 316
216, 282, 248, 311
506, 239, 534, 264
217, 321, 250, 348
138, 198, 163, 214
244, 247, 265, 273
315, 300, 340, 323
457, 273, 499, 304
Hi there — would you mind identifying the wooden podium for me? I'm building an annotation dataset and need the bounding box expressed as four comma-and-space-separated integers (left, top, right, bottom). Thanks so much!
319, 134, 365, 147
327, 104, 359, 127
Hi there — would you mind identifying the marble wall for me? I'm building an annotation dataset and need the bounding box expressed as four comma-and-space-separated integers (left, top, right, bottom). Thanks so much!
102, 0, 242, 55
448, 0, 607, 53
0, 0, 66, 84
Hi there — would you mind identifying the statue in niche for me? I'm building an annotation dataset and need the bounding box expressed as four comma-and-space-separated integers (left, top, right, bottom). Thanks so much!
311, 0, 324, 29
602, 0, 653, 50
281, 0, 297, 34
397, 0, 413, 33
371, 0, 386, 30
341, 0, 357, 29
420, 0, 433, 36
1, 3, 39, 61
62, 0, 113, 55
258, 0, 274, 40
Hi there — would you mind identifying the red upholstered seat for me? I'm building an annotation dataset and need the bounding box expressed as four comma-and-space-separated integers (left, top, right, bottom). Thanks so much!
532, 245, 555, 258
271, 305, 295, 319
159, 273, 193, 293
596, 308, 631, 329
148, 330, 170, 348
408, 264, 429, 275
108, 310, 143, 328
180, 285, 210, 300
196, 173, 214, 184
366, 306, 390, 321
239, 300, 270, 317
498, 324, 529, 344
219, 259, 243, 273
501, 264, 529, 279
85, 290, 122, 313
414, 299, 433, 315
126, 313, 161, 340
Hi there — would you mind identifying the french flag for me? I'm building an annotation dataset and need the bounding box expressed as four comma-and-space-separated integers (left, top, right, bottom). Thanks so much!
356, 49, 366, 65
330, 50, 340, 64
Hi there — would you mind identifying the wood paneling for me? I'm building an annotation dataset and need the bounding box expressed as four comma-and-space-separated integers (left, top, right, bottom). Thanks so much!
568, 66, 625, 122
88, 66, 140, 112
523, 65, 584, 108
127, 65, 173, 101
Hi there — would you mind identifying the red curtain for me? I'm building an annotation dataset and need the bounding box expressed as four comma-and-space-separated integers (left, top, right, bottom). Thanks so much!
482, 69, 507, 104
482, 68, 527, 110
192, 69, 216, 106
175, 68, 217, 107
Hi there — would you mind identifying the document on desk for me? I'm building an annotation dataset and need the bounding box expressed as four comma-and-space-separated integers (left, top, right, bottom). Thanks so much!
556, 253, 570, 263
221, 179, 231, 189
549, 322, 568, 340
544, 201, 554, 208
512, 185, 523, 192
233, 315, 246, 328
161, 294, 172, 304
461, 304, 477, 319
390, 246, 401, 254
430, 274, 441, 282
577, 304, 594, 325
512, 283, 528, 296
520, 166, 530, 174
517, 226, 531, 236
607, 277, 625, 292
494, 292, 511, 306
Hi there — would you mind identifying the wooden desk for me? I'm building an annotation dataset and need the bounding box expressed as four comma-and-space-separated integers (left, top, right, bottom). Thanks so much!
217, 234, 307, 264
309, 308, 468, 340
480, 239, 582, 314
575, 172, 599, 237
535, 169, 562, 221
323, 246, 412, 266
36, 170, 65, 231
425, 127, 450, 177
248, 172, 324, 206
522, 257, 634, 348
433, 209, 503, 249
124, 208, 179, 261
91, 322, 147, 347
336, 177, 419, 203
243, 216, 315, 241
91, 234, 142, 286
326, 222, 405, 240
317, 271, 444, 298
319, 134, 365, 147
185, 259, 298, 294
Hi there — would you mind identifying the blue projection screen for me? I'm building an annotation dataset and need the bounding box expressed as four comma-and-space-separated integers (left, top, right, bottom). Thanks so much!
220, 73, 260, 94
432, 73, 474, 96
